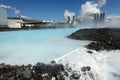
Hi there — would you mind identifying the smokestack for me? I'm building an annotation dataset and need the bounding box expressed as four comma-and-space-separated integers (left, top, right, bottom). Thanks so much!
67, 16, 70, 23
96, 13, 99, 21
71, 15, 75, 24
94, 13, 100, 22
102, 12, 105, 21
94, 12, 105, 22
100, 13, 103, 21
94, 14, 97, 21
100, 12, 105, 22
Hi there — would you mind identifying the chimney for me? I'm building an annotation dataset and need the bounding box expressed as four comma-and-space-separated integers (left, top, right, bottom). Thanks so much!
67, 16, 70, 23
100, 13, 103, 21
100, 12, 105, 22
71, 15, 75, 24
94, 13, 99, 22
102, 12, 105, 21
94, 14, 96, 21
94, 12, 105, 22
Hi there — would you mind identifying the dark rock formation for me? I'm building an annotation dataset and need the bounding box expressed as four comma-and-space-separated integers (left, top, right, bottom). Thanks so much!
81, 66, 91, 72
70, 71, 81, 79
0, 63, 96, 80
69, 28, 120, 51
69, 28, 120, 42
0, 63, 66, 80
86, 41, 120, 51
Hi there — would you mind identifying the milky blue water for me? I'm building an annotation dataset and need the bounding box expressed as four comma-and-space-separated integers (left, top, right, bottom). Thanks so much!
0, 27, 90, 65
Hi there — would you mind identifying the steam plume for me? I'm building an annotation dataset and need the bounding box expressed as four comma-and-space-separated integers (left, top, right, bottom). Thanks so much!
21, 15, 30, 19
0, 4, 20, 14
0, 4, 30, 19
64, 10, 75, 22
80, 1, 100, 17
80, 0, 107, 17
97, 0, 106, 7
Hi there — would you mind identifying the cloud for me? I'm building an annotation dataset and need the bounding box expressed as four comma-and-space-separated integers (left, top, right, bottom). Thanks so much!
97, 0, 106, 7
64, 10, 75, 22
0, 4, 20, 14
21, 15, 30, 19
80, 1, 100, 17
80, 0, 107, 17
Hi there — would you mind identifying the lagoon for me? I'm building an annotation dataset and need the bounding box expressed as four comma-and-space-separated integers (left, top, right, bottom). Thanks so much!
0, 27, 90, 65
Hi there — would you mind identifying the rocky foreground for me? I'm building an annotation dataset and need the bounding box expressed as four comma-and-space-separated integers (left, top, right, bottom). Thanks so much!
0, 62, 93, 80
69, 28, 120, 51
0, 62, 63, 80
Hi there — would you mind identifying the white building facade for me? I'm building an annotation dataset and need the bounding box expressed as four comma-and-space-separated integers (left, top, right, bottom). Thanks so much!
8, 18, 22, 28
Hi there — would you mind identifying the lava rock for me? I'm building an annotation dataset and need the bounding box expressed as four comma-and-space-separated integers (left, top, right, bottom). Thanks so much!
70, 71, 81, 79
87, 50, 93, 54
69, 28, 120, 42
69, 28, 120, 51
86, 41, 120, 51
81, 66, 91, 72
0, 63, 66, 80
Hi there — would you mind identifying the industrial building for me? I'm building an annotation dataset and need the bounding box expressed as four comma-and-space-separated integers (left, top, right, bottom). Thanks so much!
0, 8, 21, 28
0, 7, 76, 30
0, 7, 8, 27
94, 12, 105, 22
65, 15, 76, 25
8, 17, 23, 28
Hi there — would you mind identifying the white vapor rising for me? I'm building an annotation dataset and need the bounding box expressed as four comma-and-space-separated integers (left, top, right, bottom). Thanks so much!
80, 0, 107, 17
64, 10, 75, 22
80, 1, 100, 17
0, 4, 30, 19
0, 4, 20, 14
21, 15, 30, 19
97, 0, 106, 7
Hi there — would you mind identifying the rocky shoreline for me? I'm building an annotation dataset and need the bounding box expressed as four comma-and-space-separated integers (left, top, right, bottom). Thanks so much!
69, 28, 120, 51
86, 41, 120, 51
0, 62, 65, 80
0, 62, 94, 80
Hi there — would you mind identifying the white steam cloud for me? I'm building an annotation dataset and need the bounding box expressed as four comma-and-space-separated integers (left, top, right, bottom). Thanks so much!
0, 4, 30, 19
64, 10, 75, 22
97, 0, 106, 7
80, 1, 100, 17
80, 0, 106, 17
0, 4, 20, 14
21, 15, 30, 19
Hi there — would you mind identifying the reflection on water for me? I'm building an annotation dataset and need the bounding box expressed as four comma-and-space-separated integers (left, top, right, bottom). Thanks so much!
0, 27, 90, 65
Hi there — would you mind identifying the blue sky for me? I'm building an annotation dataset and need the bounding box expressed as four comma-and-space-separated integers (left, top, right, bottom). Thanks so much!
0, 0, 120, 21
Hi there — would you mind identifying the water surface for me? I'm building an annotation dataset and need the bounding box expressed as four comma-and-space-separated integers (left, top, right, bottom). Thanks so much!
0, 27, 90, 64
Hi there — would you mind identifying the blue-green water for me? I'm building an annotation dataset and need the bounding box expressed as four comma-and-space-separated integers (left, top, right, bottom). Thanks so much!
0, 27, 90, 65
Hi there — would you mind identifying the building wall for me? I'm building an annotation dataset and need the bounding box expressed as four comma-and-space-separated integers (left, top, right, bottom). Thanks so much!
8, 19, 22, 28
0, 8, 8, 27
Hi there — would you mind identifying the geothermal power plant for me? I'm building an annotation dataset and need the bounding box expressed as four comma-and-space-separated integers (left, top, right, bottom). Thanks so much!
94, 12, 105, 22
0, 3, 119, 31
